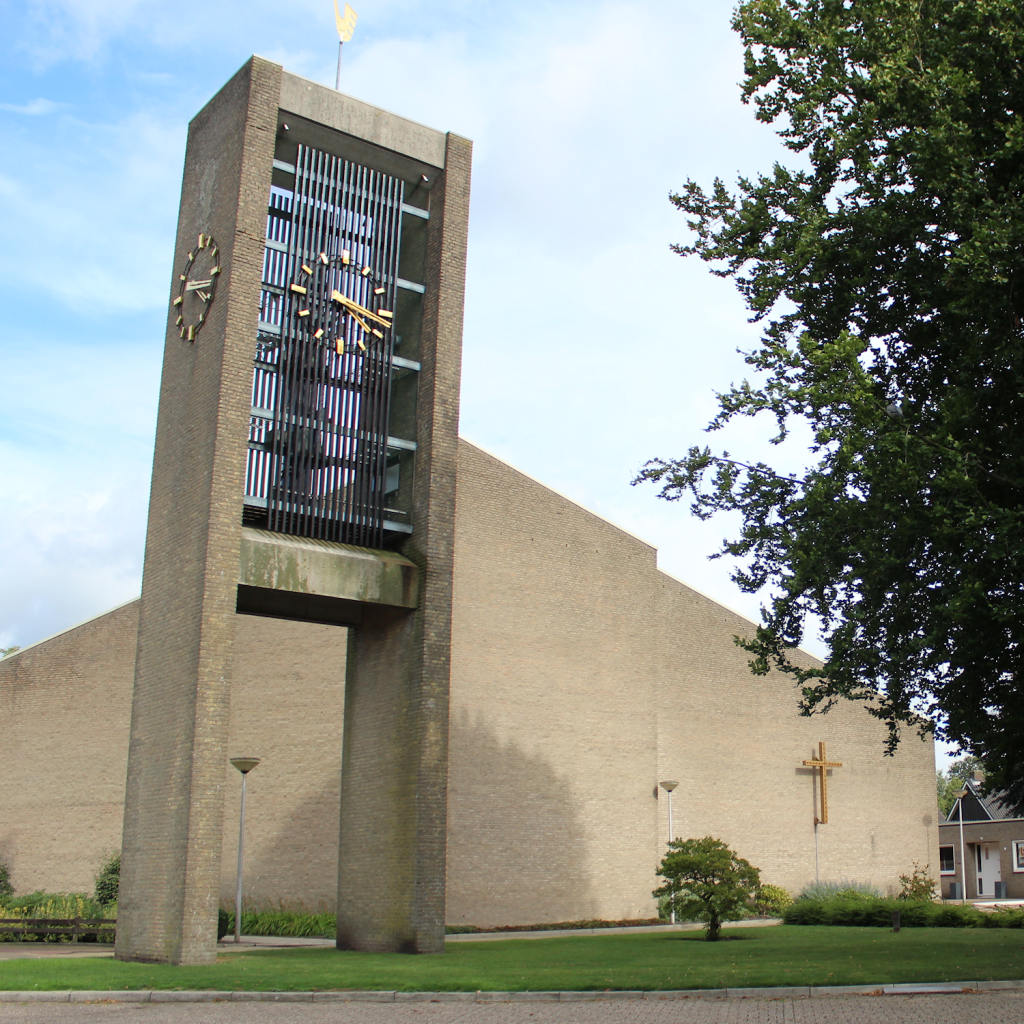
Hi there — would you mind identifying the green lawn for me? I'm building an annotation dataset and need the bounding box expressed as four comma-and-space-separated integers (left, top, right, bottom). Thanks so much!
2, 926, 1024, 992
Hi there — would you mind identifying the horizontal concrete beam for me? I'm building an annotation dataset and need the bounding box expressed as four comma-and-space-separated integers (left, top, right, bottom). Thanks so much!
280, 70, 447, 169
237, 528, 418, 627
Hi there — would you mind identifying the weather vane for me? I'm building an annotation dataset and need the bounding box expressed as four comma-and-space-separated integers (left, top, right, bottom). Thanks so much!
334, 1, 358, 90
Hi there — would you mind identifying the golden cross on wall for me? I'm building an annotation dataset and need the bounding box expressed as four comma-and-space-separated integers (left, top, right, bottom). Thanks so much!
803, 742, 842, 824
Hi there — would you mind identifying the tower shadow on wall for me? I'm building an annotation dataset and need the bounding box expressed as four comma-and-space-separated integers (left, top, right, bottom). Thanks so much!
231, 704, 598, 927
444, 707, 598, 928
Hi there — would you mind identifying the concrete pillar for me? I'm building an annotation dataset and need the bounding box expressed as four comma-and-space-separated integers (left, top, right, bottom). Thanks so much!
116, 57, 280, 965
337, 134, 472, 953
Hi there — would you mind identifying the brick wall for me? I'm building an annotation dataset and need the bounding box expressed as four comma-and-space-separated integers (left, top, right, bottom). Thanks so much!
0, 603, 137, 895
0, 439, 938, 921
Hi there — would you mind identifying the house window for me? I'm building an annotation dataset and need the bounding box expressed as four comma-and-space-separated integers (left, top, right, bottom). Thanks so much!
939, 845, 956, 874
1013, 841, 1024, 873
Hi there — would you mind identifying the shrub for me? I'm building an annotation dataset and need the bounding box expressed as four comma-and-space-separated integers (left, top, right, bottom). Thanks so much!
797, 880, 882, 901
897, 862, 937, 901
753, 883, 792, 916
0, 859, 12, 898
94, 852, 120, 906
220, 901, 336, 940
654, 836, 760, 941
0, 893, 110, 942
218, 907, 230, 941
783, 897, 992, 928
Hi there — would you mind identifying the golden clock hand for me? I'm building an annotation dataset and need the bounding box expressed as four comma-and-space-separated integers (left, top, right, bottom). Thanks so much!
347, 310, 374, 334
185, 278, 213, 291
331, 290, 392, 328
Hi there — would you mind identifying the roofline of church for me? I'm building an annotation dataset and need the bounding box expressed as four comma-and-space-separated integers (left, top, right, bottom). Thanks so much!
1, 597, 140, 663
459, 435, 825, 666
457, 436, 658, 550
5, 441, 821, 671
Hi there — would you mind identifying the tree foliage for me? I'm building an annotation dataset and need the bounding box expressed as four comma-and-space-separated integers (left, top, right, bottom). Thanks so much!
94, 852, 120, 907
653, 836, 760, 941
638, 0, 1024, 810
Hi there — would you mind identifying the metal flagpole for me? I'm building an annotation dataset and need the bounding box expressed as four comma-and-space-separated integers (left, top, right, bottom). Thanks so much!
333, 1, 358, 90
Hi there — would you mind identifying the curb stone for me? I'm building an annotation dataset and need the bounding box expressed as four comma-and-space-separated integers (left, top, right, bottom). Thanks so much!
1, 981, 1023, 1003
312, 991, 396, 1002
151, 991, 235, 1002
70, 992, 154, 1002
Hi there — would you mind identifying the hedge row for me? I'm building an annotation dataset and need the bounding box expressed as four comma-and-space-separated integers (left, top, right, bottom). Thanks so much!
784, 897, 1024, 928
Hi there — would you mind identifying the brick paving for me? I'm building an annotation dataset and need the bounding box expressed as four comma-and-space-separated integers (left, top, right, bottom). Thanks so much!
1, 992, 1024, 1024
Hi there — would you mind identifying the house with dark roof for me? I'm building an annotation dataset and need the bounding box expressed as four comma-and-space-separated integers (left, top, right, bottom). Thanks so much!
939, 773, 1024, 899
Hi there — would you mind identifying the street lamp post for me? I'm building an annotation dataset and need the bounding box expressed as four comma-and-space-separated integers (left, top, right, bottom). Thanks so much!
953, 788, 968, 904
230, 757, 261, 944
660, 781, 679, 924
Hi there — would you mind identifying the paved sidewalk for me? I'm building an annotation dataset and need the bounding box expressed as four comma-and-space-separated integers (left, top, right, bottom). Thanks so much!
0, 990, 1023, 1023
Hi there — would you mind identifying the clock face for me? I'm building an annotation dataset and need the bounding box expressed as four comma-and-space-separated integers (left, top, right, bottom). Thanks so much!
172, 233, 221, 341
289, 249, 393, 354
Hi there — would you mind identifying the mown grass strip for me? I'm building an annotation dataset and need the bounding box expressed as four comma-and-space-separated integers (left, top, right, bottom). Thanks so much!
1, 926, 1023, 992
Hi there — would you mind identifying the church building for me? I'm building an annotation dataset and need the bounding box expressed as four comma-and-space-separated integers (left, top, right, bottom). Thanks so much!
0, 57, 937, 963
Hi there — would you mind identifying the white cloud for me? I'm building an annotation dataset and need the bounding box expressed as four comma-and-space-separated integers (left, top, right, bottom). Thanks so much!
0, 98, 63, 115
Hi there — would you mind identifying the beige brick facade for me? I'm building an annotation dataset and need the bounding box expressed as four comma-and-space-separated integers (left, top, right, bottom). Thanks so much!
0, 439, 938, 924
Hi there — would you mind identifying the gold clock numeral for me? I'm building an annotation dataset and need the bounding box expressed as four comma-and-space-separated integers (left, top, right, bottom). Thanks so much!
176, 316, 182, 326
301, 264, 313, 275
371, 328, 383, 339
356, 337, 366, 351
314, 328, 325, 339
374, 287, 385, 295
378, 310, 393, 318
173, 296, 183, 306
341, 250, 351, 265
298, 309, 310, 317
211, 266, 221, 276
290, 284, 307, 295
187, 325, 196, 341
198, 233, 206, 248
335, 338, 345, 354
319, 252, 329, 265
361, 266, 371, 276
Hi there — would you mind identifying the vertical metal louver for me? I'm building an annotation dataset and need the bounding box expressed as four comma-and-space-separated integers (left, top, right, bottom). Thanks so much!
248, 144, 404, 548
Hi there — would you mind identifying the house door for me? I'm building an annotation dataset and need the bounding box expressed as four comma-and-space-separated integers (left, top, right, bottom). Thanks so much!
975, 843, 1002, 896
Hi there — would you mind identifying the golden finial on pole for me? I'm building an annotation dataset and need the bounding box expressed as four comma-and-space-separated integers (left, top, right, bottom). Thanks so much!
334, 1, 358, 90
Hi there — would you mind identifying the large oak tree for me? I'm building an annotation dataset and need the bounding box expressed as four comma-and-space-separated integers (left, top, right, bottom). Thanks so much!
639, 0, 1024, 809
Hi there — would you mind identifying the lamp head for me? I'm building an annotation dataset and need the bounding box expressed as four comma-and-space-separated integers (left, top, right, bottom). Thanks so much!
660, 780, 679, 792
230, 757, 261, 774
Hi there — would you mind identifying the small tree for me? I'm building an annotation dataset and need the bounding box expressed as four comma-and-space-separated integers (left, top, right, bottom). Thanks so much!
654, 836, 761, 941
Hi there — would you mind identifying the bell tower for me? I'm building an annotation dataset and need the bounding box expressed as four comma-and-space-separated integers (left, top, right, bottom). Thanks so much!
115, 56, 471, 964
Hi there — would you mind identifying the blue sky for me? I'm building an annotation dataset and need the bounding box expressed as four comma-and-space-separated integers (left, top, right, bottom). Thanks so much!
0, 0, 952, 767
